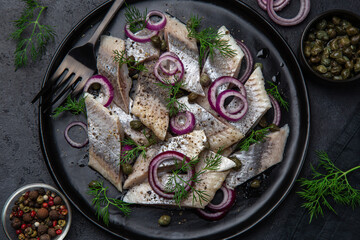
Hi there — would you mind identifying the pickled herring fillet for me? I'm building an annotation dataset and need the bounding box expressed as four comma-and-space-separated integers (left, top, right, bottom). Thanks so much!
225, 124, 290, 189
123, 130, 207, 189
97, 35, 132, 114
85, 94, 124, 192
164, 15, 204, 96
131, 61, 169, 141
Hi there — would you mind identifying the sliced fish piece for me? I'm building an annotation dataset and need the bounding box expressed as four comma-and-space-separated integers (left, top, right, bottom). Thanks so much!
178, 97, 244, 151
125, 29, 160, 63
123, 130, 207, 189
123, 150, 234, 208
164, 15, 204, 96
131, 61, 169, 141
225, 124, 290, 189
97, 35, 132, 114
85, 94, 124, 191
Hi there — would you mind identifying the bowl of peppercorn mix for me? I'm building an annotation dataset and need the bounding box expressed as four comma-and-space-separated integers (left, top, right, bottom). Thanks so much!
2, 183, 72, 240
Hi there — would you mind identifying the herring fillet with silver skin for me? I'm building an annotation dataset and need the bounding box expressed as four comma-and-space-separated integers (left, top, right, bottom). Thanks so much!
97, 35, 132, 114
123, 150, 235, 208
125, 28, 160, 63
164, 15, 205, 96
177, 97, 244, 151
226, 124, 290, 189
131, 60, 170, 141
123, 130, 207, 189
85, 94, 124, 192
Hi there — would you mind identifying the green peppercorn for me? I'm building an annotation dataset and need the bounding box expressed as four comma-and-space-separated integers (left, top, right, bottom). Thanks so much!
151, 35, 161, 47
315, 65, 328, 74
58, 220, 67, 227
18, 233, 25, 240
130, 120, 144, 131
229, 157, 242, 170
30, 230, 37, 238
18, 196, 25, 203
158, 215, 171, 226
188, 92, 198, 103
200, 73, 211, 87
23, 206, 30, 213
36, 196, 44, 205
160, 40, 167, 51
250, 179, 261, 189
121, 163, 133, 175
24, 227, 33, 235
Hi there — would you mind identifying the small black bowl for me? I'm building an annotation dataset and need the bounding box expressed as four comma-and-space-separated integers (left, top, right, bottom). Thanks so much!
300, 9, 360, 83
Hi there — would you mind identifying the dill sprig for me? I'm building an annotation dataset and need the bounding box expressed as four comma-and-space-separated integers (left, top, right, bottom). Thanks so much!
297, 151, 360, 223
154, 80, 188, 117
266, 81, 289, 112
113, 49, 147, 72
187, 15, 236, 66
87, 180, 131, 226
10, 0, 55, 70
124, 3, 147, 33
165, 150, 223, 207
236, 127, 270, 151
52, 95, 86, 118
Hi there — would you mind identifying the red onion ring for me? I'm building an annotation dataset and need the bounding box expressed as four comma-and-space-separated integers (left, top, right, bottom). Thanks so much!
83, 75, 114, 107
121, 145, 135, 162
124, 24, 159, 43
146, 10, 167, 31
208, 76, 247, 112
170, 111, 196, 135
266, 0, 311, 26
159, 52, 180, 76
269, 94, 281, 126
236, 40, 254, 84
216, 90, 249, 122
257, 0, 291, 11
154, 55, 184, 85
207, 185, 236, 212
64, 121, 88, 148
196, 208, 229, 221
148, 151, 195, 199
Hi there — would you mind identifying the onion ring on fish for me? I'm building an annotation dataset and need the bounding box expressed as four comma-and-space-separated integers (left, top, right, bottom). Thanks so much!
269, 94, 281, 126
159, 52, 180, 75
125, 24, 159, 43
146, 10, 167, 31
266, 0, 310, 26
148, 151, 195, 199
236, 40, 254, 84
64, 121, 89, 148
257, 0, 290, 11
207, 185, 236, 212
216, 90, 248, 122
83, 75, 114, 107
154, 55, 184, 85
170, 111, 196, 135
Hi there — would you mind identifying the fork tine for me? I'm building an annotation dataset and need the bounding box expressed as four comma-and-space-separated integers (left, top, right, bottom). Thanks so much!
71, 72, 95, 98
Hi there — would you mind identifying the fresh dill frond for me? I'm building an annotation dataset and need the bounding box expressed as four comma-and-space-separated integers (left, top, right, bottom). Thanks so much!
297, 151, 360, 223
52, 95, 86, 118
236, 127, 270, 151
87, 180, 131, 226
186, 15, 236, 66
10, 0, 55, 70
113, 49, 147, 72
266, 81, 289, 112
124, 3, 147, 33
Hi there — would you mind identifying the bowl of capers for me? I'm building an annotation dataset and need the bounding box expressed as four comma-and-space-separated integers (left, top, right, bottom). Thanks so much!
1, 183, 72, 240
300, 9, 360, 83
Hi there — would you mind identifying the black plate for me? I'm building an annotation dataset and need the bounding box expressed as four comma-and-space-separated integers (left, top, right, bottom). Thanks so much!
39, 0, 310, 239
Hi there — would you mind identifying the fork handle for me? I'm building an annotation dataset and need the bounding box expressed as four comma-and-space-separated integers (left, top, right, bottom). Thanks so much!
88, 0, 125, 46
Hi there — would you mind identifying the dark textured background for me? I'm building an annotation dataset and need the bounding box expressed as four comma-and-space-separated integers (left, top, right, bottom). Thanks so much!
1, 0, 360, 239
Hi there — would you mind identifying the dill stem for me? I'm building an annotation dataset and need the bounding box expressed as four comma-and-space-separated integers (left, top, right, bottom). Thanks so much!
23, 5, 46, 53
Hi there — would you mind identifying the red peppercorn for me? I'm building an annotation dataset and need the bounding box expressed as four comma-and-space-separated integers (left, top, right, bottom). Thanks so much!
59, 205, 66, 210
21, 224, 26, 230
12, 211, 17, 217
42, 202, 48, 208
30, 210, 36, 217
60, 209, 68, 216
17, 210, 24, 217
16, 229, 22, 235
27, 224, 32, 227
52, 220, 57, 227
48, 200, 54, 206
56, 229, 62, 235
49, 196, 54, 201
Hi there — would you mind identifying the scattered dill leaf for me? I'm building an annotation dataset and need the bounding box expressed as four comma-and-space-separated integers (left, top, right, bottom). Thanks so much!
10, 0, 55, 70
113, 49, 147, 72
87, 180, 131, 226
52, 95, 86, 118
266, 81, 289, 111
236, 127, 270, 151
124, 3, 147, 33
297, 151, 360, 223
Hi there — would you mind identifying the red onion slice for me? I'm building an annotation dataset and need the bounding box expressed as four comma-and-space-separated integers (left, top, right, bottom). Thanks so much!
64, 121, 88, 148
170, 111, 196, 135
269, 94, 281, 126
236, 40, 254, 84
120, 145, 135, 163
124, 24, 159, 43
159, 52, 180, 76
83, 75, 114, 107
146, 10, 167, 31
266, 0, 311, 26
208, 76, 247, 112
196, 208, 229, 221
257, 0, 291, 11
148, 151, 195, 199
207, 185, 236, 212
216, 90, 248, 122
154, 55, 184, 85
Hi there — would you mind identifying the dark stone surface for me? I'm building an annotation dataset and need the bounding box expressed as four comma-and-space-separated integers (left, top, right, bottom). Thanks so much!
0, 0, 359, 239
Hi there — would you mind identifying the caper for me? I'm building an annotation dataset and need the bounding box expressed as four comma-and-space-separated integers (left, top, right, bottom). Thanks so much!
335, 26, 346, 35
259, 116, 268, 128
229, 157, 242, 170
326, 28, 337, 38
268, 123, 280, 132
345, 60, 354, 70
315, 65, 328, 74
308, 33, 316, 41
316, 19, 327, 30
158, 215, 171, 226
310, 45, 322, 56
316, 30, 329, 41
346, 26, 359, 36
254, 62, 263, 70
160, 40, 167, 51
331, 60, 339, 67
329, 38, 339, 50
341, 68, 351, 79
188, 92, 198, 103
341, 20, 351, 28
322, 72, 333, 79
130, 120, 144, 131
331, 66, 342, 75
351, 35, 360, 45
121, 163, 133, 175
200, 73, 211, 87
343, 47, 353, 58
131, 73, 139, 80
323, 47, 331, 56
250, 179, 261, 189
151, 35, 161, 47
330, 50, 342, 59
338, 36, 351, 47
304, 45, 311, 58
321, 56, 331, 66
354, 61, 360, 73
88, 180, 100, 189
333, 75, 343, 81
332, 16, 341, 25
336, 57, 346, 65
